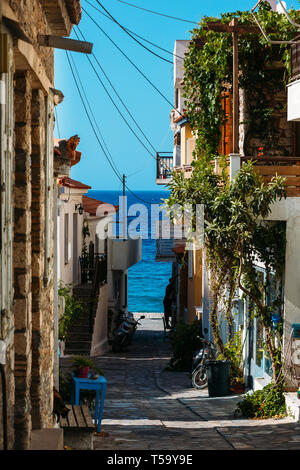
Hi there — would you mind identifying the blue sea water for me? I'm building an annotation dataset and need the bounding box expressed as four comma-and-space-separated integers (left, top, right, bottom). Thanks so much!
87, 189, 172, 313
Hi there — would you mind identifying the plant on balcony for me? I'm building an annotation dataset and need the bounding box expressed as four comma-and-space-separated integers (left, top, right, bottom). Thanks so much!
183, 2, 300, 159
166, 159, 286, 384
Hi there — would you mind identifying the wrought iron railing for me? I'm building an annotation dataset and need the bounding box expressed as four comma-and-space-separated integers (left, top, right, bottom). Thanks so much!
79, 253, 107, 285
156, 152, 173, 180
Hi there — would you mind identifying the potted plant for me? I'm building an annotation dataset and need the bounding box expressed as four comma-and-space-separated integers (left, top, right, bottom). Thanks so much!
72, 356, 94, 378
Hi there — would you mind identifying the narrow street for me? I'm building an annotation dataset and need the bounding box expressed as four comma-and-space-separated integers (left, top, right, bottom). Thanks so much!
60, 314, 300, 451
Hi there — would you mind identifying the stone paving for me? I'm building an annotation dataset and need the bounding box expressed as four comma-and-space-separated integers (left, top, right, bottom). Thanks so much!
60, 313, 300, 450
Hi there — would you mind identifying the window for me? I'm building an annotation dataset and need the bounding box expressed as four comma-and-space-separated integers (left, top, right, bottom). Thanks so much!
175, 88, 179, 109
64, 213, 69, 264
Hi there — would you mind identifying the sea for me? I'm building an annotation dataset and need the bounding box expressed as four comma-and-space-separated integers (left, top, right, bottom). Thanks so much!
87, 189, 172, 313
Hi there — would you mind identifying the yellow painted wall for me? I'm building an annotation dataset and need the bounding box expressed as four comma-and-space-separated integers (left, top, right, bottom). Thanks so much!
180, 123, 196, 166
187, 248, 202, 324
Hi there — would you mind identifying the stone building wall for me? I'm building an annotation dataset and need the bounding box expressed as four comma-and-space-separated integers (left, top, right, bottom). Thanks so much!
1, 0, 80, 450
239, 72, 293, 158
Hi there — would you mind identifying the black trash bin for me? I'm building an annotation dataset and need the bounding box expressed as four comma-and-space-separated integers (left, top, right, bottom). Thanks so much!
207, 360, 230, 397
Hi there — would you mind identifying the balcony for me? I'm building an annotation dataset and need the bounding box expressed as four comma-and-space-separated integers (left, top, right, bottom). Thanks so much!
156, 152, 173, 185
109, 238, 142, 271
241, 156, 300, 197
175, 156, 300, 197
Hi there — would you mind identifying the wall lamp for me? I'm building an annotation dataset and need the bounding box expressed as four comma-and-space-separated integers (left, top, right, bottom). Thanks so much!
75, 203, 84, 215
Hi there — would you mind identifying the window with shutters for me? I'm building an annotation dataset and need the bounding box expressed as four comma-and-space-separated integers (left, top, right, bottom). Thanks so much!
64, 213, 69, 265
0, 32, 13, 328
219, 91, 233, 156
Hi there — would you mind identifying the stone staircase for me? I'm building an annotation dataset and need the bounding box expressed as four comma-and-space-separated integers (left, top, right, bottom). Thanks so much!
64, 284, 99, 356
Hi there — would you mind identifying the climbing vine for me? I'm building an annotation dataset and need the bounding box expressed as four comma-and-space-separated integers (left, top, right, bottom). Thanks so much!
183, 2, 300, 159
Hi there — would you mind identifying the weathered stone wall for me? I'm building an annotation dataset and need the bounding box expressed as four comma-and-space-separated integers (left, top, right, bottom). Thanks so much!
239, 74, 293, 158
0, 0, 79, 449
30, 89, 55, 430
8, 0, 54, 82
13, 70, 33, 450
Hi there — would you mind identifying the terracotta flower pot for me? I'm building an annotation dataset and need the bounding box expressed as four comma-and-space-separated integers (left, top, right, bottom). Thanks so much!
76, 366, 90, 378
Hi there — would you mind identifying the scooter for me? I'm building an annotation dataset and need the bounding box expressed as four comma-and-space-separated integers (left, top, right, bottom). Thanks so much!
112, 314, 145, 352
191, 333, 217, 389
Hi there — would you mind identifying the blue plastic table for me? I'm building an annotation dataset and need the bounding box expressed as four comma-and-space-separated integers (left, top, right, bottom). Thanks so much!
71, 374, 107, 432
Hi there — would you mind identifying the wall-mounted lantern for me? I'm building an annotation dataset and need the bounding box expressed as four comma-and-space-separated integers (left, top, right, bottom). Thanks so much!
75, 203, 84, 215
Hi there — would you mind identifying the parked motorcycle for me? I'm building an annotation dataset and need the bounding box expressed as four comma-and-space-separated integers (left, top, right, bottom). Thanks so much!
112, 313, 145, 353
191, 334, 217, 389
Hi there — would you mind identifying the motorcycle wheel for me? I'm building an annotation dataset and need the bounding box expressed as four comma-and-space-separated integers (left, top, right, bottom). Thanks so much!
191, 365, 208, 389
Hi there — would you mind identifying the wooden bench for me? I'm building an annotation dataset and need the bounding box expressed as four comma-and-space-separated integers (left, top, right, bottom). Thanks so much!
59, 404, 95, 450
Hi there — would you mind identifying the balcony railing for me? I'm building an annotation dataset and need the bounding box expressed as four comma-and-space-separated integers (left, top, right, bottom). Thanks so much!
175, 155, 300, 197
156, 152, 173, 184
241, 156, 300, 197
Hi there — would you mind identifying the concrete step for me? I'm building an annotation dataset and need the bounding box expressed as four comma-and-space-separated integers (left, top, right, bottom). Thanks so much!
65, 332, 92, 342
64, 348, 91, 356
65, 340, 92, 350
30, 428, 64, 450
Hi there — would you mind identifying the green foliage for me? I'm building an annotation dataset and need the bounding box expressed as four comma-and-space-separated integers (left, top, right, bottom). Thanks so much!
167, 320, 203, 371
218, 330, 244, 385
58, 283, 84, 341
236, 383, 286, 418
72, 355, 94, 369
183, 3, 300, 157
167, 159, 286, 382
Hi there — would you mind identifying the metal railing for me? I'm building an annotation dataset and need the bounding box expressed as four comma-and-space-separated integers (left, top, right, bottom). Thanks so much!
79, 253, 107, 285
156, 152, 173, 181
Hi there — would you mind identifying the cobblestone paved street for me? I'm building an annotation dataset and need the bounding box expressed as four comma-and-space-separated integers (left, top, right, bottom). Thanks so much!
60, 314, 300, 450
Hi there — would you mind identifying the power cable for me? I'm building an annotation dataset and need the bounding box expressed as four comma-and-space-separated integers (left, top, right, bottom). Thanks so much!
82, 6, 181, 114
116, 0, 198, 25
66, 51, 123, 181
84, 0, 185, 61
68, 51, 122, 179
75, 26, 173, 174
54, 106, 61, 139
65, 51, 154, 205
94, 0, 173, 64
75, 25, 157, 156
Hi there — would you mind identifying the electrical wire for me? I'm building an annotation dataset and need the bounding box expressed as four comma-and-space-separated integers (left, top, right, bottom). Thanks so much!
65, 51, 154, 205
82, 5, 181, 114
54, 106, 61, 139
116, 0, 198, 25
94, 0, 173, 64
75, 26, 157, 156
68, 51, 122, 179
84, 0, 185, 61
66, 51, 123, 181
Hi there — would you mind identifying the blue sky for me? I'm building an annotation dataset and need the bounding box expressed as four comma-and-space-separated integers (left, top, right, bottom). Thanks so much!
54, 0, 290, 191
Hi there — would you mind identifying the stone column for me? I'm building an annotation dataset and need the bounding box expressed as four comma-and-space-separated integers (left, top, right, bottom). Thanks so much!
13, 71, 32, 450
30, 89, 45, 429
30, 89, 55, 428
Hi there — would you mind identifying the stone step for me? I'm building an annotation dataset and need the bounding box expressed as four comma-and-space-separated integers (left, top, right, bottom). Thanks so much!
65, 332, 92, 342
64, 340, 92, 350
30, 429, 64, 450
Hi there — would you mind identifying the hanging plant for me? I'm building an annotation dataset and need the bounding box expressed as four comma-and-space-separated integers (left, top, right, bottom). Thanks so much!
183, 2, 300, 160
